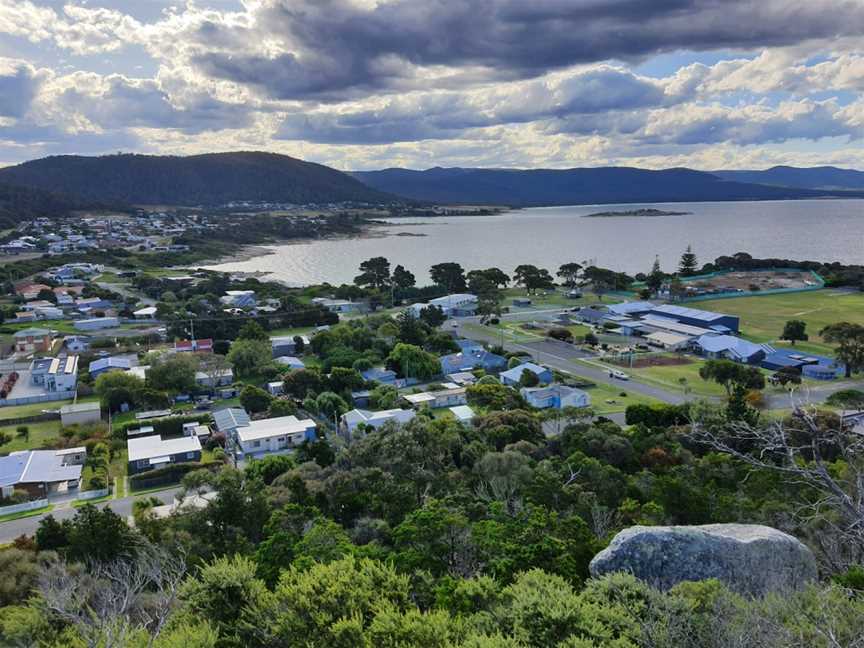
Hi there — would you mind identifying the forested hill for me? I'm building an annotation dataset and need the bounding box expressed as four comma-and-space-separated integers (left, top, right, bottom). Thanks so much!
0, 152, 393, 206
0, 183, 93, 229
352, 166, 864, 206
713, 166, 864, 191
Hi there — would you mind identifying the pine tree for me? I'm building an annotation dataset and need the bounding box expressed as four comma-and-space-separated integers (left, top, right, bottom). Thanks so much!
646, 256, 665, 292
679, 245, 698, 276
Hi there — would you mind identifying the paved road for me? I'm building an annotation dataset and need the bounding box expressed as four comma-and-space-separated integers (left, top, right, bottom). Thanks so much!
0, 487, 182, 543
447, 319, 686, 405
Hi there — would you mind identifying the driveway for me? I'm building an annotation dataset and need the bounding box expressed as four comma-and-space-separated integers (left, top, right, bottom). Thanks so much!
0, 487, 183, 544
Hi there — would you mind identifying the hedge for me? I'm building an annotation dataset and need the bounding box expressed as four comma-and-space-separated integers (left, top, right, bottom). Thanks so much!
624, 403, 691, 428
129, 461, 214, 490
114, 413, 212, 440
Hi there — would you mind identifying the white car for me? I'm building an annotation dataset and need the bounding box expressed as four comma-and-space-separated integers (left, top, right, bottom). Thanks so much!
609, 369, 630, 381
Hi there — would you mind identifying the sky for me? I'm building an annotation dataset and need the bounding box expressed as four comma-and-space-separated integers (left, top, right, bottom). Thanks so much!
1, 0, 863, 171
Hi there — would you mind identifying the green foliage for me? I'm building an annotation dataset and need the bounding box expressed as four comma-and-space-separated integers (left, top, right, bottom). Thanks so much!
387, 343, 440, 380
228, 338, 272, 377
240, 384, 273, 413
781, 319, 808, 345
147, 353, 198, 394
95, 371, 147, 412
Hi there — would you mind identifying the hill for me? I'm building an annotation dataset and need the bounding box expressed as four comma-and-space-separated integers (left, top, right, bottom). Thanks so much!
0, 152, 393, 206
352, 166, 864, 206
713, 166, 864, 191
0, 183, 93, 229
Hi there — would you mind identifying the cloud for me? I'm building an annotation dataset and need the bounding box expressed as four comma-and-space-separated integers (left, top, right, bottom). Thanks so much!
0, 58, 47, 118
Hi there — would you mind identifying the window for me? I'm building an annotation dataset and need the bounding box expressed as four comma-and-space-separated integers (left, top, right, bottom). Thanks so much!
186, 452, 196, 459
253, 440, 260, 447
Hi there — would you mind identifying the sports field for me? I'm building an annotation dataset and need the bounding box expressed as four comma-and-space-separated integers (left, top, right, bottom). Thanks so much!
696, 289, 864, 356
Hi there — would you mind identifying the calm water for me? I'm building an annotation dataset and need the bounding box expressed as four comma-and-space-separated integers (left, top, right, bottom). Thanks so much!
206, 199, 864, 286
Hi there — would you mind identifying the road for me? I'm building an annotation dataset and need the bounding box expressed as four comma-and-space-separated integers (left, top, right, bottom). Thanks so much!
0, 487, 182, 544
446, 318, 686, 405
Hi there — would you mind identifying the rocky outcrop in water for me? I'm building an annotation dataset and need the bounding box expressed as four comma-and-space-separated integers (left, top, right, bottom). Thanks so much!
589, 524, 817, 596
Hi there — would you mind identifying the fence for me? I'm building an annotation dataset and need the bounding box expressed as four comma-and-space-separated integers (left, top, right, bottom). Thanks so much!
0, 498, 49, 517
0, 411, 60, 426
678, 269, 825, 302
76, 487, 111, 501
0, 390, 76, 408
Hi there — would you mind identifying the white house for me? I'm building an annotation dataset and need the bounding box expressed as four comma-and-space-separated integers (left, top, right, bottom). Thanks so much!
409, 293, 477, 318
59, 401, 101, 426
520, 385, 590, 410
402, 386, 467, 409
30, 356, 78, 393
234, 415, 317, 456
340, 408, 416, 433
449, 405, 475, 423
127, 434, 202, 475
75, 317, 119, 331
194, 368, 234, 388
134, 306, 158, 320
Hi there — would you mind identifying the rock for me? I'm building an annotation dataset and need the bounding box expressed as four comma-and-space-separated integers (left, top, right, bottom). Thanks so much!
589, 524, 817, 596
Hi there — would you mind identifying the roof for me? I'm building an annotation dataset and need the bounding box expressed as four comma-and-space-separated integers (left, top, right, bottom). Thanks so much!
127, 435, 201, 462
521, 384, 588, 400
430, 293, 477, 307
89, 357, 133, 373
275, 356, 305, 368
0, 450, 83, 487
361, 367, 397, 381
500, 362, 549, 382
640, 316, 713, 337
59, 402, 100, 414
14, 327, 50, 338
696, 334, 766, 360
236, 415, 316, 442
134, 306, 157, 315
608, 301, 655, 316
651, 304, 732, 323
342, 408, 416, 427
449, 405, 475, 421
213, 407, 251, 432
403, 392, 437, 405
644, 331, 692, 346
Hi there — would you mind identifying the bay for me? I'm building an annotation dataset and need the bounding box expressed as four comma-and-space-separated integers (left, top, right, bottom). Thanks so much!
205, 199, 864, 286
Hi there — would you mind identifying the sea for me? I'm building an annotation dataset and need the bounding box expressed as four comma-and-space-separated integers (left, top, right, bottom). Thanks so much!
204, 199, 864, 286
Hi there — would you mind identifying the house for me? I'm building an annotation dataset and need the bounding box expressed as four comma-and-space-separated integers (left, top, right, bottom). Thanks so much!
340, 408, 416, 433
34, 306, 64, 320
311, 297, 365, 313
440, 343, 507, 375
573, 307, 609, 325
361, 367, 399, 385
446, 371, 478, 386
75, 297, 112, 312
403, 386, 467, 409
648, 304, 740, 334
760, 348, 843, 380
14, 283, 50, 300
267, 381, 284, 396
194, 368, 234, 388
213, 407, 251, 434
220, 290, 257, 308
449, 405, 475, 423
133, 306, 158, 320
14, 311, 37, 323
643, 331, 692, 351
409, 294, 478, 318
13, 328, 52, 353
59, 401, 101, 426
174, 339, 214, 353
127, 434, 202, 475
88, 355, 136, 378
0, 448, 86, 498
520, 384, 590, 409
63, 336, 91, 353
694, 335, 768, 364
271, 335, 310, 358
275, 356, 305, 370
31, 356, 78, 392
608, 301, 656, 317
235, 415, 317, 456
74, 317, 119, 331
500, 362, 553, 386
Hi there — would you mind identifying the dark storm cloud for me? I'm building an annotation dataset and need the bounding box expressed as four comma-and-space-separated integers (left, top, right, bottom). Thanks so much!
195, 0, 864, 100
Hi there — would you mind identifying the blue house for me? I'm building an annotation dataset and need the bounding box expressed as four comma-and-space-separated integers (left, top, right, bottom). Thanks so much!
694, 334, 768, 364
500, 362, 553, 386
361, 367, 399, 385
88, 356, 135, 377
761, 348, 843, 380
520, 384, 590, 409
440, 346, 507, 375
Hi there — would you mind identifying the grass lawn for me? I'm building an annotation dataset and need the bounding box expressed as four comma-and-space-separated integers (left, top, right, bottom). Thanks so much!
0, 399, 73, 422
579, 381, 660, 415
503, 288, 621, 310
0, 504, 53, 523
589, 355, 727, 398
267, 325, 317, 338
696, 289, 864, 356
0, 420, 62, 453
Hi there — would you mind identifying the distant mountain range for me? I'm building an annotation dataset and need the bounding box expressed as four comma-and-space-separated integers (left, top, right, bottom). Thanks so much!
0, 152, 390, 207
0, 183, 96, 230
352, 166, 864, 206
712, 166, 864, 191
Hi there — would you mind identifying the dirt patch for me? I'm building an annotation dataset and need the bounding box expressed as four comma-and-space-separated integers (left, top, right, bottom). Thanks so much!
683, 270, 817, 297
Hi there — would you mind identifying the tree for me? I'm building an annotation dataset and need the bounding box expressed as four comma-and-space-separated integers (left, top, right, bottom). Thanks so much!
419, 305, 447, 328
392, 265, 416, 290
679, 245, 698, 276
467, 267, 510, 289
468, 275, 503, 324
781, 320, 808, 346
645, 256, 665, 292
283, 368, 324, 399
429, 262, 467, 293
556, 263, 583, 287
513, 265, 554, 294
395, 309, 426, 346
826, 389, 864, 410
821, 322, 864, 378
197, 352, 232, 396
237, 320, 269, 342
146, 353, 198, 394
698, 359, 765, 397
329, 366, 364, 393
581, 266, 630, 301
354, 256, 391, 290
369, 384, 399, 409
315, 391, 349, 419
292, 335, 306, 354
240, 385, 273, 413
227, 338, 271, 377
94, 371, 146, 412
518, 368, 540, 388
387, 343, 440, 380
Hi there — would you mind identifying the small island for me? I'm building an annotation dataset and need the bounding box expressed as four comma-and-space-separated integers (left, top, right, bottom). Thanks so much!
582, 208, 692, 218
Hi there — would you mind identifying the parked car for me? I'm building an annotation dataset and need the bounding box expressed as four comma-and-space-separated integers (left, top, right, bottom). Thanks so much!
609, 369, 630, 381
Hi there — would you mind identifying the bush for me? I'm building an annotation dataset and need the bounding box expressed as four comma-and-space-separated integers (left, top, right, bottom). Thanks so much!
114, 413, 211, 440
240, 385, 273, 414
547, 328, 574, 342
129, 462, 208, 490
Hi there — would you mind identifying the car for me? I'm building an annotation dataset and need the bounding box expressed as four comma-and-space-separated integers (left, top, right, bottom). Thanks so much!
608, 369, 630, 380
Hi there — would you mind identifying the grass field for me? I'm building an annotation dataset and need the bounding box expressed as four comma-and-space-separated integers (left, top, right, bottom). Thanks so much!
0, 399, 74, 422
579, 380, 659, 414
697, 289, 864, 356
593, 356, 727, 398
0, 420, 62, 453
503, 288, 621, 310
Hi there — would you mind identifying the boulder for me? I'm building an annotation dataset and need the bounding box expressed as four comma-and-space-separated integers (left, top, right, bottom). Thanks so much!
589, 523, 817, 596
